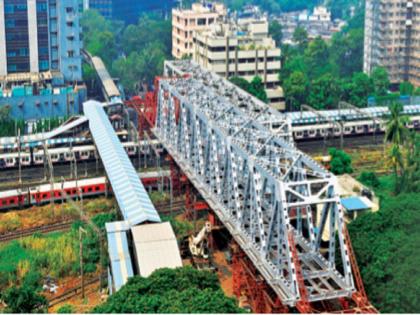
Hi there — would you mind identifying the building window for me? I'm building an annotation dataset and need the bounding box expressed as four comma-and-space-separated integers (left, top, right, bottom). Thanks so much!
19, 48, 28, 56
36, 3, 47, 12
4, 5, 14, 13
5, 19, 15, 28
197, 18, 206, 26
39, 60, 49, 70
68, 50, 74, 57
7, 64, 17, 72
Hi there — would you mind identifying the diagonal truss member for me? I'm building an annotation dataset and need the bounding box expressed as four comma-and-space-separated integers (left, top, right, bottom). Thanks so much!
154, 61, 355, 306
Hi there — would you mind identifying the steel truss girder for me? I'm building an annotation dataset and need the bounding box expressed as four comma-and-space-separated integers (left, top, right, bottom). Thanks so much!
154, 66, 355, 306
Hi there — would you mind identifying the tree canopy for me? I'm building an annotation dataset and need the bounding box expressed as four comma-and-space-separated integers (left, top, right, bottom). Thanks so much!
80, 10, 172, 96
1, 271, 47, 313
328, 148, 353, 175
229, 76, 268, 103
94, 267, 242, 313
348, 190, 420, 313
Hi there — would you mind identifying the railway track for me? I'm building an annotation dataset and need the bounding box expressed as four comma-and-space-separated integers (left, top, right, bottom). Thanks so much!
0, 222, 74, 243
297, 135, 385, 154
0, 200, 185, 243
48, 275, 105, 307
0, 157, 166, 189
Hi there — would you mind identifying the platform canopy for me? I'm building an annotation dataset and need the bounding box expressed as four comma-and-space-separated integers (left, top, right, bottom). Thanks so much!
131, 222, 183, 277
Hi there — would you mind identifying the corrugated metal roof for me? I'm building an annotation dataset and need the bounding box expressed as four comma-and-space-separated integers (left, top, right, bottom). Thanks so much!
91, 57, 120, 99
106, 223, 134, 291
341, 196, 370, 212
84, 100, 161, 226
131, 222, 183, 277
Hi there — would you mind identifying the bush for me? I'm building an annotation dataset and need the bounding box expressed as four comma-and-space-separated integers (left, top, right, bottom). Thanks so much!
57, 304, 74, 313
94, 267, 243, 313
1, 271, 47, 313
358, 171, 380, 188
329, 147, 353, 175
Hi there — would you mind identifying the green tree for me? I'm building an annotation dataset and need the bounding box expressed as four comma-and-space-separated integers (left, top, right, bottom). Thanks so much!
283, 71, 308, 110
384, 102, 409, 193
121, 15, 172, 56
346, 72, 373, 107
1, 272, 47, 313
348, 192, 420, 313
293, 26, 309, 52
399, 81, 414, 96
330, 29, 364, 77
371, 67, 390, 97
80, 10, 122, 67
328, 147, 353, 175
304, 37, 330, 78
94, 267, 242, 313
230, 76, 250, 91
404, 132, 420, 193
230, 76, 268, 103
308, 74, 341, 109
385, 102, 408, 147
358, 171, 380, 188
249, 76, 268, 102
269, 20, 283, 46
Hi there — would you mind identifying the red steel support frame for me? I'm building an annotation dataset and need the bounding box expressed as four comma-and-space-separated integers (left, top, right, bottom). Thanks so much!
232, 243, 289, 313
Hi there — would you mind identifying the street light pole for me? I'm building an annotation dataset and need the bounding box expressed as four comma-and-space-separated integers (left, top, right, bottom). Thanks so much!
79, 226, 87, 300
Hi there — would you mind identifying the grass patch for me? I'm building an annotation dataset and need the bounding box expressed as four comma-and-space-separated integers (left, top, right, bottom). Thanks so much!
0, 197, 117, 235
0, 211, 116, 291
0, 232, 77, 290
149, 191, 171, 204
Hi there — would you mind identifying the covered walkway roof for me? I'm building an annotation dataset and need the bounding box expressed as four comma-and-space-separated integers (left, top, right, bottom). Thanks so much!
83, 100, 160, 226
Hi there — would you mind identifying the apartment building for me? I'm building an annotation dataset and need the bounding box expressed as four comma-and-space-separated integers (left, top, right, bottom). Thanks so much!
0, 0, 82, 81
172, 2, 226, 59
364, 0, 420, 87
193, 18, 284, 110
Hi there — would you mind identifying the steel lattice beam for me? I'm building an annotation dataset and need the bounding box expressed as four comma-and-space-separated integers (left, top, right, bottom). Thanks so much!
154, 60, 355, 306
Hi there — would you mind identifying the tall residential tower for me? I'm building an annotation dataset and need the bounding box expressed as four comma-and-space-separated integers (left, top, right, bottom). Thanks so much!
364, 0, 420, 87
0, 0, 82, 81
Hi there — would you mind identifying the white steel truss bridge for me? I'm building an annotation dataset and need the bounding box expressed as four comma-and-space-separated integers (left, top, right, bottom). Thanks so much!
153, 60, 355, 306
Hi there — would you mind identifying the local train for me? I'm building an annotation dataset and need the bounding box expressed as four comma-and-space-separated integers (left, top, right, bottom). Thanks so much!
0, 140, 163, 169
0, 171, 169, 211
291, 116, 420, 140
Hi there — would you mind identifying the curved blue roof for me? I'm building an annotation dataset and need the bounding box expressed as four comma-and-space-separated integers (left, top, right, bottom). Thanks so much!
84, 100, 161, 225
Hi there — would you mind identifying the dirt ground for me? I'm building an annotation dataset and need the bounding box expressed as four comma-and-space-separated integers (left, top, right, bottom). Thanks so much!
213, 250, 234, 297
47, 274, 105, 313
